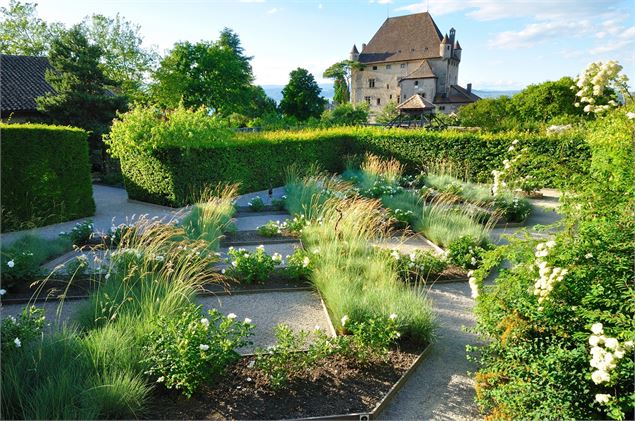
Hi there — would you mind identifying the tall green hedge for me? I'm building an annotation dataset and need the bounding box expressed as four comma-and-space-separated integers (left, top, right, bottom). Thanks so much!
1, 124, 95, 232
109, 109, 588, 207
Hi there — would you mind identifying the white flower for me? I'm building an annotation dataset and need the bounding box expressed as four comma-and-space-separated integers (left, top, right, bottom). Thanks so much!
584, 253, 593, 259
595, 393, 611, 404
545, 240, 556, 248
199, 344, 210, 351
341, 315, 349, 326
156, 376, 165, 383
470, 257, 477, 266
244, 318, 252, 324
626, 111, 635, 120
314, 325, 321, 331
302, 256, 310, 268
468, 277, 479, 299
624, 340, 634, 349
589, 335, 601, 346
591, 323, 604, 335
604, 337, 619, 350
7, 260, 15, 268
409, 253, 416, 262
272, 253, 283, 262
389, 313, 397, 320
14, 338, 21, 348
0, 289, 6, 296
591, 369, 610, 384
227, 313, 237, 319
200, 318, 209, 327
390, 250, 400, 260
257, 244, 265, 250
221, 268, 226, 274
512, 139, 519, 145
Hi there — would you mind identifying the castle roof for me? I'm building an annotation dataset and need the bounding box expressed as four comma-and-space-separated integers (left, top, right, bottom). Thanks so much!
1, 54, 54, 112
350, 44, 359, 54
434, 85, 480, 104
454, 41, 462, 50
399, 60, 436, 82
357, 12, 444, 64
441, 34, 450, 44
397, 93, 436, 111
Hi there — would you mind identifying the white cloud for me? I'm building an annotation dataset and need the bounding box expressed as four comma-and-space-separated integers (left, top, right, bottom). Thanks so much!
489, 20, 594, 49
239, 0, 266, 2
318, 3, 323, 9
266, 7, 279, 14
370, 0, 393, 4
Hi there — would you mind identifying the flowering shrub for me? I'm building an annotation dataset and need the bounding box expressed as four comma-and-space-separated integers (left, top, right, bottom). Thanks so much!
109, 223, 136, 247
447, 236, 492, 270
387, 208, 415, 229
271, 196, 286, 211
1, 250, 39, 288
493, 195, 532, 222
224, 245, 280, 283
59, 220, 94, 246
382, 248, 447, 280
142, 304, 253, 398
285, 248, 315, 280
574, 61, 630, 115
257, 221, 283, 237
285, 214, 311, 234
247, 196, 265, 211
0, 306, 45, 355
339, 314, 401, 364
358, 179, 403, 198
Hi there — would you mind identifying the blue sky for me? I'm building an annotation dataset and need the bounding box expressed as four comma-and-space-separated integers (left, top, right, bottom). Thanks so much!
8, 0, 635, 90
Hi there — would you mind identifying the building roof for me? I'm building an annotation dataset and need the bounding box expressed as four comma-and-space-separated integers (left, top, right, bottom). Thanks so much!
350, 44, 359, 54
397, 93, 436, 111
434, 85, 480, 104
399, 60, 436, 82
454, 41, 462, 50
358, 12, 443, 64
1, 54, 55, 112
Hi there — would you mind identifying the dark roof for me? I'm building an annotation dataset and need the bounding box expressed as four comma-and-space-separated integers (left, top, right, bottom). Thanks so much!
1, 54, 55, 112
358, 12, 443, 64
397, 93, 436, 111
350, 44, 359, 54
454, 41, 462, 50
399, 60, 436, 82
434, 85, 480, 104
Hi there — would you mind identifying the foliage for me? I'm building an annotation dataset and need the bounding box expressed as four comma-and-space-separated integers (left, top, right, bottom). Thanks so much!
180, 185, 237, 250
257, 220, 283, 237
285, 247, 315, 280
447, 235, 492, 270
247, 196, 265, 211
279, 68, 326, 121
381, 248, 448, 281
151, 29, 256, 116
376, 101, 399, 124
0, 306, 45, 355
321, 103, 368, 126
60, 220, 94, 246
574, 61, 631, 115
340, 314, 401, 364
0, 124, 95, 232
509, 77, 584, 122
323, 60, 355, 104
470, 106, 635, 420
80, 13, 159, 102
224, 245, 281, 283
0, 0, 63, 55
142, 304, 253, 398
493, 195, 532, 223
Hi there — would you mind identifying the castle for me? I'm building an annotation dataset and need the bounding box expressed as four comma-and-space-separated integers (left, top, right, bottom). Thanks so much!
349, 12, 479, 117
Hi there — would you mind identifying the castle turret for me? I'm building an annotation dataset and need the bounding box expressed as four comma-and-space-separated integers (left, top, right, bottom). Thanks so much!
449, 28, 456, 44
453, 40, 462, 61
349, 44, 359, 61
440, 34, 451, 59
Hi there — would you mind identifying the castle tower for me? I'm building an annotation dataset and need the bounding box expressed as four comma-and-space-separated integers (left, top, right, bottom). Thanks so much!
349, 44, 359, 61
449, 28, 456, 44
440, 34, 451, 59
454, 40, 462, 61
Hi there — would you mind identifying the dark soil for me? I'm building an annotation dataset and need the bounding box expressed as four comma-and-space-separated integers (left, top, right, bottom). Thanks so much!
203, 272, 311, 295
144, 344, 423, 420
234, 207, 288, 215
221, 230, 298, 247
2, 276, 99, 303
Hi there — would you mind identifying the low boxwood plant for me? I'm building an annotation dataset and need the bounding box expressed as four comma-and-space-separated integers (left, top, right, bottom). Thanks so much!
447, 236, 493, 270
285, 248, 315, 280
257, 221, 283, 237
493, 195, 532, 223
60, 220, 94, 246
382, 248, 448, 280
0, 306, 45, 355
142, 304, 253, 398
224, 245, 281, 283
248, 196, 265, 211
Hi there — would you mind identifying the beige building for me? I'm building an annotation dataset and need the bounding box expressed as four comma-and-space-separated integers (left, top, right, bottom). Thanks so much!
349, 12, 479, 119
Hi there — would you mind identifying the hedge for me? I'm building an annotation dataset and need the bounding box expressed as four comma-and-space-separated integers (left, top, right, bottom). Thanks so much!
111, 122, 588, 207
1, 124, 95, 232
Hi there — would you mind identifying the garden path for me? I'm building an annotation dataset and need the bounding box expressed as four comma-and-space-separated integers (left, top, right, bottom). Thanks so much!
378, 191, 563, 420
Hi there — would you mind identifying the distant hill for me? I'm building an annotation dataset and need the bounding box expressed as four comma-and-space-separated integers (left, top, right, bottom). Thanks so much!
261, 85, 520, 104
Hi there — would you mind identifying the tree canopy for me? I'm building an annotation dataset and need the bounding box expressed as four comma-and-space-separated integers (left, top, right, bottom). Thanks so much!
280, 68, 325, 121
0, 0, 63, 55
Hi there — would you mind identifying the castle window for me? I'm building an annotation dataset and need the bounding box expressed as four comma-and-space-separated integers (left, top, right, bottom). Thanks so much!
411, 48, 415, 52
389, 94, 392, 99
372, 66, 378, 70
364, 96, 371, 104
403, 94, 407, 99
376, 98, 381, 105
414, 80, 419, 86
386, 64, 391, 69
386, 84, 390, 89
368, 79, 375, 88
422, 93, 426, 97
439, 106, 446, 110
400, 63, 406, 69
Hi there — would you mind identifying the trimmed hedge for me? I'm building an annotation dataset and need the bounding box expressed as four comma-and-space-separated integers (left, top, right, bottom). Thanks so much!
1, 124, 95, 232
112, 123, 588, 207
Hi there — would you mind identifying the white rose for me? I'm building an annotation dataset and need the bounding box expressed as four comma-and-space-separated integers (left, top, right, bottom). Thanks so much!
588, 335, 601, 346
604, 337, 619, 350
341, 315, 349, 326
244, 318, 252, 324
227, 313, 237, 319
7, 260, 15, 268
14, 338, 21, 348
200, 318, 209, 326
591, 369, 610, 384
199, 344, 210, 351
595, 393, 611, 404
591, 323, 604, 335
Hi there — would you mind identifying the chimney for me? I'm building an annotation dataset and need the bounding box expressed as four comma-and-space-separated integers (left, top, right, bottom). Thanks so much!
467, 83, 472, 94
361, 43, 367, 51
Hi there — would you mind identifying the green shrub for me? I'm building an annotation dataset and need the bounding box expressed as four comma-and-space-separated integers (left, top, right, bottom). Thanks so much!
381, 248, 448, 281
60, 220, 94, 245
142, 304, 253, 398
493, 195, 532, 222
247, 196, 265, 211
285, 247, 315, 280
257, 220, 283, 237
1, 124, 95, 232
224, 245, 281, 283
447, 236, 492, 269
340, 314, 401, 364
0, 306, 45, 355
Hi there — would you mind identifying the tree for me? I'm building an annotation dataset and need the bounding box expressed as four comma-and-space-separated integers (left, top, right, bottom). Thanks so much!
0, 0, 63, 55
322, 103, 368, 126
510, 77, 583, 122
151, 28, 254, 115
36, 26, 127, 168
376, 101, 399, 124
80, 14, 159, 102
280, 68, 325, 121
323, 60, 357, 104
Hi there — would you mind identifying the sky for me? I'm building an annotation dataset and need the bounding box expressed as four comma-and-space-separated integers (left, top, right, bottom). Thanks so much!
6, 0, 635, 90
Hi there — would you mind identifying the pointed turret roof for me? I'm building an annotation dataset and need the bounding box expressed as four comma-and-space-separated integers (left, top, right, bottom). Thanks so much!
441, 34, 450, 44
357, 12, 444, 64
454, 41, 462, 50
350, 44, 359, 54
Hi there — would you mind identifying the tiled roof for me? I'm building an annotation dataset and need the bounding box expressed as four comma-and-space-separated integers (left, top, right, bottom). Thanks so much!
358, 12, 443, 64
434, 85, 480, 104
1, 54, 55, 112
399, 60, 436, 82
397, 93, 436, 111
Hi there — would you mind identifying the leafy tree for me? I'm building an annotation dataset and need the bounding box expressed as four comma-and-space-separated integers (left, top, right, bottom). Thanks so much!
280, 68, 325, 121
457, 96, 513, 130
0, 0, 63, 55
80, 14, 159, 102
323, 60, 358, 104
151, 28, 254, 115
510, 77, 584, 122
376, 101, 399, 124
322, 103, 368, 126
36, 26, 127, 167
